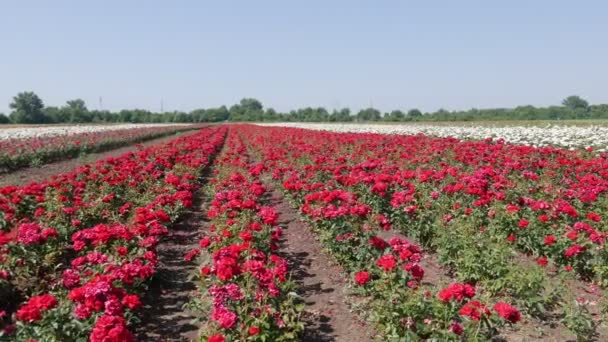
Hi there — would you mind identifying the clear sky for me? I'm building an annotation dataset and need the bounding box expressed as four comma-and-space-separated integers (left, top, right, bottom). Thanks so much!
0, 0, 606, 114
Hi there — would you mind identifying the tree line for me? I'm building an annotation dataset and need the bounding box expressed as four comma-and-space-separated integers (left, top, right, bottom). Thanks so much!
0, 92, 606, 124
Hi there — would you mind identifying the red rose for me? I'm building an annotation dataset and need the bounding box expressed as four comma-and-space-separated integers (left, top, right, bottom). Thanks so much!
199, 237, 211, 248
564, 244, 585, 258
544, 235, 557, 245
368, 236, 388, 250
536, 256, 548, 267
438, 283, 476, 303
449, 322, 464, 335
122, 294, 142, 310
459, 301, 490, 321
354, 271, 370, 285
200, 266, 211, 276
404, 263, 424, 280
518, 219, 529, 229
249, 326, 261, 336
16, 294, 58, 322
90, 315, 134, 342
208, 335, 225, 342
493, 302, 521, 323
377, 254, 397, 271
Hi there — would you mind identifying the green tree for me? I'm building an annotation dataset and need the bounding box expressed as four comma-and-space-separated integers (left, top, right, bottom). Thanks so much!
387, 110, 405, 121
330, 108, 352, 122
239, 98, 263, 112
89, 110, 116, 122
9, 91, 47, 123
356, 108, 381, 121
562, 95, 589, 110
407, 109, 422, 118
0, 113, 9, 124
263, 108, 279, 121
44, 106, 67, 123
63, 99, 90, 122
208, 106, 230, 122
229, 98, 264, 121
118, 110, 133, 122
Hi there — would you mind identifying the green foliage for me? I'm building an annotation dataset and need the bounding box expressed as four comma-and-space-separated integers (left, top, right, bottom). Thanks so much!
562, 95, 589, 110
329, 108, 353, 122
356, 107, 382, 121
408, 108, 422, 117
0, 113, 9, 124
385, 110, 405, 121
5, 93, 608, 124
9, 91, 47, 123
229, 98, 265, 121
190, 106, 229, 122
64, 98, 90, 123
562, 299, 598, 341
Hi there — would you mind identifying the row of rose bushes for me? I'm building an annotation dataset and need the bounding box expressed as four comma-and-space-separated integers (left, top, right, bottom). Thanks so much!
244, 125, 607, 338
0, 126, 226, 341
244, 125, 608, 280
186, 129, 303, 341
0, 124, 199, 173
237, 125, 524, 340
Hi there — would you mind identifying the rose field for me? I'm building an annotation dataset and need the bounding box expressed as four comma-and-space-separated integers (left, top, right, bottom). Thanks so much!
2, 123, 608, 341
0, 124, 198, 174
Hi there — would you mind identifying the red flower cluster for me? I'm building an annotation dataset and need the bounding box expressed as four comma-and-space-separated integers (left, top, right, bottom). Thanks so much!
459, 301, 491, 320
90, 314, 133, 342
16, 294, 58, 322
17, 223, 58, 245
354, 271, 371, 285
493, 302, 521, 323
438, 283, 476, 303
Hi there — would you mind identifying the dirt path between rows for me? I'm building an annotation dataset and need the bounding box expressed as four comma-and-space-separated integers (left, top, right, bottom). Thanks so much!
134, 187, 208, 341
134, 144, 221, 341
0, 130, 199, 187
265, 186, 376, 342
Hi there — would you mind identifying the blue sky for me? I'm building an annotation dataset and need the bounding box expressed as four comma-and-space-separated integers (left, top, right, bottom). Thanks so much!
0, 1, 606, 113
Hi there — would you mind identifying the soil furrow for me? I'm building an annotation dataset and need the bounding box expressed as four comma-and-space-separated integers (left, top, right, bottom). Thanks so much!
134, 134, 224, 341
134, 189, 208, 341
265, 186, 376, 342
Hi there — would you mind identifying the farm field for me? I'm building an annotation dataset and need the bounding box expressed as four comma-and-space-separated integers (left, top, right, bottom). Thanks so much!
0, 124, 198, 174
0, 124, 191, 140
259, 122, 608, 150
1, 124, 608, 341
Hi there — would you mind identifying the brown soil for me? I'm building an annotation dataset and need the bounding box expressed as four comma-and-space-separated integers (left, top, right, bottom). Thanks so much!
0, 130, 198, 187
265, 187, 376, 342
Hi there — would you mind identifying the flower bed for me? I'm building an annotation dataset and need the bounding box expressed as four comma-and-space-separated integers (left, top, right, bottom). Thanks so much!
0, 124, 199, 173
258, 122, 608, 150
0, 126, 226, 340
186, 129, 303, 341
2, 122, 607, 340
242, 126, 608, 338
238, 125, 529, 340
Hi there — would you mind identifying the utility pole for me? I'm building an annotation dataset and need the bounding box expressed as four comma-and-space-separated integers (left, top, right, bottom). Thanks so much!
161, 98, 164, 113
99, 96, 103, 111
